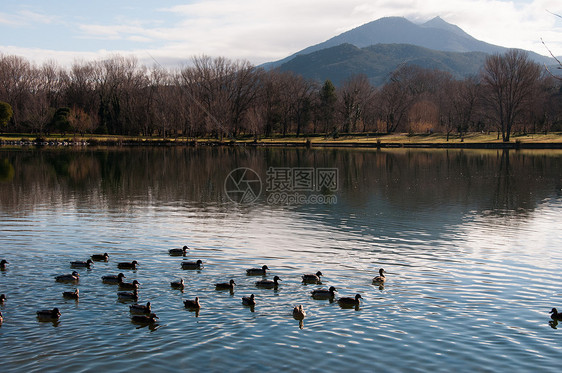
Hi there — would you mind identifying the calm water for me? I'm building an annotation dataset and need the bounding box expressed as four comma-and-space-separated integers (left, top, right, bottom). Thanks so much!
0, 146, 561, 372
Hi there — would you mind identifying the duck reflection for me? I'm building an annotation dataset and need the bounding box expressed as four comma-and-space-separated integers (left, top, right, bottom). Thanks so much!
40, 319, 61, 327
187, 308, 200, 318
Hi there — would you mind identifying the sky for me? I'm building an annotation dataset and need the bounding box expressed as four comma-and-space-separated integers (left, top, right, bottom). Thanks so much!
0, 0, 561, 67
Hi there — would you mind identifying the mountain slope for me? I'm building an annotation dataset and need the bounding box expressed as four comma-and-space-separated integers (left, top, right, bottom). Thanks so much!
277, 43, 490, 86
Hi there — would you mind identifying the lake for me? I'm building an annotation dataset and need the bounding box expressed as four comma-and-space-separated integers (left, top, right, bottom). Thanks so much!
0, 146, 561, 372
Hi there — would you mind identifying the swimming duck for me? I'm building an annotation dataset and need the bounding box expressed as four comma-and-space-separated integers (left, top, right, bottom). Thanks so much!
55, 271, 80, 283
129, 302, 151, 315
292, 304, 306, 320
311, 286, 337, 299
36, 308, 61, 321
302, 271, 323, 284
242, 294, 256, 306
0, 259, 8, 270
70, 259, 94, 269
255, 276, 281, 288
91, 253, 109, 262
0, 311, 3, 324
170, 278, 185, 290
119, 280, 140, 291
131, 313, 158, 324
117, 261, 138, 270
102, 273, 126, 284
0, 294, 6, 303
215, 279, 236, 290
184, 297, 201, 309
62, 289, 79, 299
338, 294, 362, 307
169, 246, 189, 256
372, 268, 387, 284
118, 289, 139, 301
550, 308, 562, 320
181, 260, 203, 270
246, 265, 269, 276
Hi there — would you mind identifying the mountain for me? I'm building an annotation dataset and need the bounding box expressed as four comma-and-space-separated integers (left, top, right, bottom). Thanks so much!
262, 16, 556, 85
278, 43, 490, 86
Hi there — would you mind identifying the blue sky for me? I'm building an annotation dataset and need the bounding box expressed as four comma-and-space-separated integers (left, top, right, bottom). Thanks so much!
1, 0, 561, 66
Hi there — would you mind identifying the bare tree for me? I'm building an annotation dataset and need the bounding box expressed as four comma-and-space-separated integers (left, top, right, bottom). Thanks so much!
0, 54, 34, 129
377, 66, 416, 133
441, 76, 481, 140
481, 49, 542, 141
339, 74, 376, 133
541, 12, 561, 80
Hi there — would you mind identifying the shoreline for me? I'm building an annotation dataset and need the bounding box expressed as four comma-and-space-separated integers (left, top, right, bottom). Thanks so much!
1, 133, 562, 149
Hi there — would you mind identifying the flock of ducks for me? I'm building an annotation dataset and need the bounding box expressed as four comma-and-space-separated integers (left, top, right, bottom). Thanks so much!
0, 247, 388, 328
1, 255, 561, 329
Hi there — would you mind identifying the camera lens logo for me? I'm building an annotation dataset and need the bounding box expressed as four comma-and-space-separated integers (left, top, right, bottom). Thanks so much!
224, 167, 262, 204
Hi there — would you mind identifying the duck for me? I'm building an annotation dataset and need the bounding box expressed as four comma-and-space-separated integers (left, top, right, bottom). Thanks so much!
181, 260, 203, 270
372, 268, 387, 284
70, 259, 94, 269
338, 294, 362, 307
129, 302, 151, 315
255, 276, 281, 288
119, 280, 140, 291
91, 253, 109, 262
36, 308, 61, 321
311, 286, 337, 299
0, 259, 8, 270
242, 294, 256, 306
117, 260, 138, 270
169, 246, 189, 256
62, 289, 79, 299
246, 265, 269, 276
184, 297, 201, 309
215, 279, 236, 291
550, 308, 562, 320
170, 278, 185, 290
292, 304, 306, 320
302, 271, 323, 284
0, 294, 6, 303
131, 313, 158, 324
55, 271, 80, 283
0, 311, 3, 324
102, 273, 126, 284
118, 289, 139, 301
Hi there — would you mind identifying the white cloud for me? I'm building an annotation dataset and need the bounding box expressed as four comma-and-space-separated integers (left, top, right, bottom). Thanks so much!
0, 9, 58, 27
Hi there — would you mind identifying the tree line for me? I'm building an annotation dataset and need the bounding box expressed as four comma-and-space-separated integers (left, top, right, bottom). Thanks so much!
0, 49, 560, 141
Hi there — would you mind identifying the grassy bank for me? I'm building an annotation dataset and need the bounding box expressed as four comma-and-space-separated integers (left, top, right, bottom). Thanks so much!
1, 132, 562, 148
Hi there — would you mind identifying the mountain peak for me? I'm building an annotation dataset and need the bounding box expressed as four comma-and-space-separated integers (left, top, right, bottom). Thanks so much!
422, 16, 447, 26
421, 16, 473, 39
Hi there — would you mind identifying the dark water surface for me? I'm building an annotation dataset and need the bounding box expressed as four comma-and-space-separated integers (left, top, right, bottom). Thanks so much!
0, 147, 561, 372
